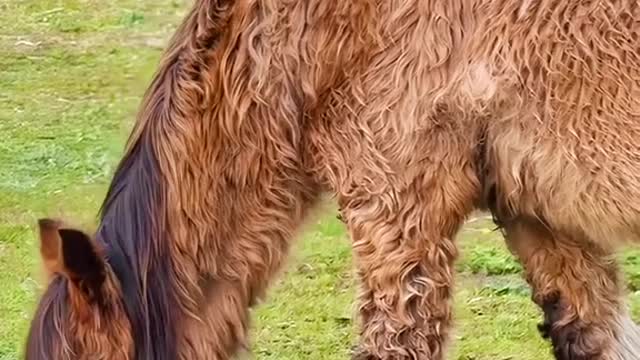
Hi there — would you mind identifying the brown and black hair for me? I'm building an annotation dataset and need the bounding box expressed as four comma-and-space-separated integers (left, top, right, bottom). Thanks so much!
25, 0, 640, 359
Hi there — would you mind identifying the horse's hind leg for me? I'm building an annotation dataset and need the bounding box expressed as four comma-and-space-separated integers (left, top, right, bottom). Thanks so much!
499, 217, 640, 360
339, 165, 479, 359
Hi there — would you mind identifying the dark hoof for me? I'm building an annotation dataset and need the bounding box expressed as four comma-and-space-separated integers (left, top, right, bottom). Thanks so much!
538, 321, 551, 339
539, 294, 604, 360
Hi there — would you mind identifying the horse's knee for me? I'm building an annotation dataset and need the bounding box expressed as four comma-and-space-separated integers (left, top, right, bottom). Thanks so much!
343, 194, 471, 359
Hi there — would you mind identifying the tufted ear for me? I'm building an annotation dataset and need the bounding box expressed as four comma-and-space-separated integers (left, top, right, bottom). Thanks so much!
38, 218, 106, 299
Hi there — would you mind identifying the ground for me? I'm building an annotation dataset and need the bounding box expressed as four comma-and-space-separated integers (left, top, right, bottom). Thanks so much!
1, 1, 640, 359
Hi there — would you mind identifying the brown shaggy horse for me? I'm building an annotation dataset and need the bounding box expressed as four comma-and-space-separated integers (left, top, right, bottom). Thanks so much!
25, 0, 640, 359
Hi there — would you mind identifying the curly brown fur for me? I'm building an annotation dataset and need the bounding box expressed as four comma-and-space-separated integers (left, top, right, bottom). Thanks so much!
26, 0, 640, 359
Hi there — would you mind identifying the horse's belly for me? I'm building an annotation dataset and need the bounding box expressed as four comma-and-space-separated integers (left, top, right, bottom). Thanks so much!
487, 118, 640, 244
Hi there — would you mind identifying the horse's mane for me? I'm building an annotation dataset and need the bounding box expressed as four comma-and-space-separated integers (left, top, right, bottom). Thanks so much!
97, 136, 175, 360
96, 1, 230, 358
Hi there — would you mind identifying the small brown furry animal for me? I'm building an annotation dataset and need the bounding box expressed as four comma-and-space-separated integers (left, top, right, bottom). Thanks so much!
25, 0, 640, 359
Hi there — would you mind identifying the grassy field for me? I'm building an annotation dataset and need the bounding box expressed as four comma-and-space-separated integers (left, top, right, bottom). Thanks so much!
1, 1, 640, 359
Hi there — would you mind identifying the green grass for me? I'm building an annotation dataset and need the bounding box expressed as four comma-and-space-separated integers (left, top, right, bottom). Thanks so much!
1, 1, 640, 359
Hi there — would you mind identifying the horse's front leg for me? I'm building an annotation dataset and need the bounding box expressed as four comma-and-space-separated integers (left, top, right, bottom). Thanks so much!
176, 170, 321, 359
338, 162, 480, 360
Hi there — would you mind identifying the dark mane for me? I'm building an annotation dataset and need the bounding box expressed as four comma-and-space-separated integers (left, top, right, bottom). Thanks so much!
25, 278, 69, 359
97, 132, 177, 360
96, 24, 195, 360
95, 3, 231, 358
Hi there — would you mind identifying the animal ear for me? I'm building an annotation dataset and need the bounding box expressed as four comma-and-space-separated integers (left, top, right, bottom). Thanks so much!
38, 218, 106, 298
